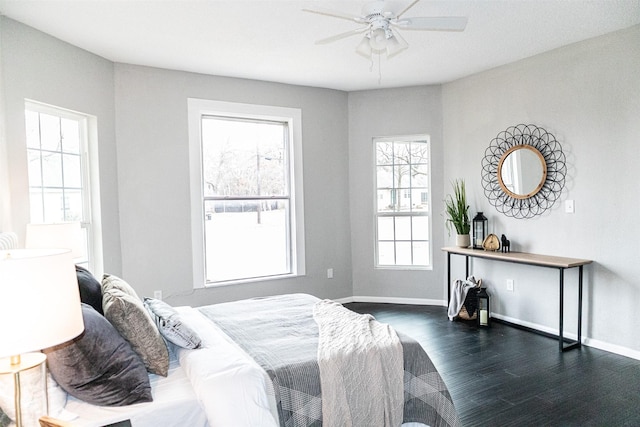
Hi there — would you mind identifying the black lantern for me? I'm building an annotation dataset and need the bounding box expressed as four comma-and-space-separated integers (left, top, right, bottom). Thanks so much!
477, 288, 490, 327
472, 212, 488, 249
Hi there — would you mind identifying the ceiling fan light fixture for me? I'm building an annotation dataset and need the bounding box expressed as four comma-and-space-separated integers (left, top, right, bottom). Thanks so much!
369, 28, 388, 50
386, 33, 408, 58
304, 0, 468, 62
355, 36, 373, 58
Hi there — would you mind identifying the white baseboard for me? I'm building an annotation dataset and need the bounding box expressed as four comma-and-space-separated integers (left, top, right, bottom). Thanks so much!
491, 313, 640, 361
335, 296, 640, 361
489, 312, 574, 339
336, 295, 447, 307
583, 337, 640, 361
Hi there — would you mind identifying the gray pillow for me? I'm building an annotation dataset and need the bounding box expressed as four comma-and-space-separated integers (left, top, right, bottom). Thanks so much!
144, 298, 202, 349
102, 279, 169, 377
102, 273, 140, 299
45, 304, 152, 406
0, 407, 10, 427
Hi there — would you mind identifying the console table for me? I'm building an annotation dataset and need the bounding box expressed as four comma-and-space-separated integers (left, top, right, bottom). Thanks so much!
442, 246, 592, 351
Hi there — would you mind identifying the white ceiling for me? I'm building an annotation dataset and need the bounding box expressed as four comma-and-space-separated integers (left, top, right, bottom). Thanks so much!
1, 0, 639, 91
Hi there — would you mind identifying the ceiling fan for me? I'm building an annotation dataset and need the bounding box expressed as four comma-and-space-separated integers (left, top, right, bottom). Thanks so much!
303, 0, 468, 60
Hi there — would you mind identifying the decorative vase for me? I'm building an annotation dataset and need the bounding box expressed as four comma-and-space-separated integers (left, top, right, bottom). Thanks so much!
456, 234, 470, 248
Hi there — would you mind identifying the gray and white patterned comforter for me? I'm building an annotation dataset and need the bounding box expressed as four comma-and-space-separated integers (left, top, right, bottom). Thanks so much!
198, 293, 460, 427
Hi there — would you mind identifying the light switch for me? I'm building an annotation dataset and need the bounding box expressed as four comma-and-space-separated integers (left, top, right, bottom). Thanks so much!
565, 200, 575, 214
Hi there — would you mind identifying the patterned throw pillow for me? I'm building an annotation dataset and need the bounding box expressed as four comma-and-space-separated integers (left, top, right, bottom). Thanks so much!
144, 298, 202, 349
102, 274, 169, 376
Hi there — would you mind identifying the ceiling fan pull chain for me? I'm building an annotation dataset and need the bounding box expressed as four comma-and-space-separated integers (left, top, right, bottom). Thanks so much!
378, 53, 382, 84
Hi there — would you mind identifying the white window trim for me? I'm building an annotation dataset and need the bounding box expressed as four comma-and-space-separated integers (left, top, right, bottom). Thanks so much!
373, 134, 433, 270
24, 99, 104, 276
187, 98, 305, 288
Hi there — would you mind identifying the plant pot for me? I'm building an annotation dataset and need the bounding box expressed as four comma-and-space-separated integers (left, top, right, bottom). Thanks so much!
456, 234, 470, 248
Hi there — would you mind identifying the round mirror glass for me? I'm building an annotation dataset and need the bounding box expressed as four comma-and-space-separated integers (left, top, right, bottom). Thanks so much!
498, 146, 547, 199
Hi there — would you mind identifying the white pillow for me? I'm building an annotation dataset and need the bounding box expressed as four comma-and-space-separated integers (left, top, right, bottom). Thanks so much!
0, 362, 68, 427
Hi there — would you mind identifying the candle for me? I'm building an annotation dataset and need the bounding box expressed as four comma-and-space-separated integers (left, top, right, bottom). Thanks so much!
480, 309, 488, 325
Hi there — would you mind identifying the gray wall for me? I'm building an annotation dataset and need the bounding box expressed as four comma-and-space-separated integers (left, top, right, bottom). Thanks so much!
0, 17, 122, 274
348, 86, 446, 302
2, 16, 639, 358
0, 17, 10, 231
114, 64, 352, 305
442, 25, 640, 356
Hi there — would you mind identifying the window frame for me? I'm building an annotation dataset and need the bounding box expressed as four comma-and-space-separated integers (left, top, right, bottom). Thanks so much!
24, 100, 103, 274
187, 98, 305, 288
373, 134, 432, 270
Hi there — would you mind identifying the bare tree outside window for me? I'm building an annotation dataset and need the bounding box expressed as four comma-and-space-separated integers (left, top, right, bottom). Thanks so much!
375, 137, 431, 268
201, 116, 291, 283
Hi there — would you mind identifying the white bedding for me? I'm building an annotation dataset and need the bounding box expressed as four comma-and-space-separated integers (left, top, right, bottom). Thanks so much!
64, 349, 208, 427
174, 306, 280, 427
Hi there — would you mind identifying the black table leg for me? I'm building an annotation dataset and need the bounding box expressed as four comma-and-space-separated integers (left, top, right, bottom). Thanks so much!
447, 252, 451, 304
577, 265, 583, 347
559, 268, 564, 352
465, 256, 470, 279
560, 266, 582, 351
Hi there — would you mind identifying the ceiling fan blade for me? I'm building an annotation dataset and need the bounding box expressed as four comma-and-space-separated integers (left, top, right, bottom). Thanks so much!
394, 16, 468, 31
302, 7, 365, 24
315, 27, 369, 45
396, 0, 421, 18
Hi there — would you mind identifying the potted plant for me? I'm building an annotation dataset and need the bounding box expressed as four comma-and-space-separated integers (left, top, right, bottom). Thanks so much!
445, 179, 471, 247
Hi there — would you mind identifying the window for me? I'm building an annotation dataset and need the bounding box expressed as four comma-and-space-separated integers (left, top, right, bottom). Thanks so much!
374, 136, 431, 268
188, 99, 305, 286
25, 101, 102, 272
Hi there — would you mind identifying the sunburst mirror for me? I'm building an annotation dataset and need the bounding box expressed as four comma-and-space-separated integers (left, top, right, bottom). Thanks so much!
481, 124, 566, 218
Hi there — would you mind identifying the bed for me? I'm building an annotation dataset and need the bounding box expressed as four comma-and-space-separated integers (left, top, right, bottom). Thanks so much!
57, 293, 459, 427
0, 234, 458, 427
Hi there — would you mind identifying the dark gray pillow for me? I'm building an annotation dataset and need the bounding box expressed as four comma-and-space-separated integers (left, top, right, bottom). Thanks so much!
76, 265, 103, 314
144, 298, 202, 349
44, 304, 152, 406
0, 407, 10, 427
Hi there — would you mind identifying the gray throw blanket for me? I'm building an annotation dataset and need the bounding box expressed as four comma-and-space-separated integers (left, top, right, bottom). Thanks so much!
448, 276, 481, 321
198, 294, 460, 427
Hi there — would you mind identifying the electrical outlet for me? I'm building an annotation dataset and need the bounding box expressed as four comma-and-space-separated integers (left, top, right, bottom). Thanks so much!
153, 290, 163, 300
506, 279, 514, 292
327, 268, 334, 279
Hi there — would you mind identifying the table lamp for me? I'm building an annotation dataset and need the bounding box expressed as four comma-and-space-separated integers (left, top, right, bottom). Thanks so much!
0, 248, 84, 427
25, 223, 85, 262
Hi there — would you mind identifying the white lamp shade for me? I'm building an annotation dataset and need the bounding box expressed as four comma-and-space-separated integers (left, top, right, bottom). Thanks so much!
26, 222, 85, 261
0, 249, 84, 358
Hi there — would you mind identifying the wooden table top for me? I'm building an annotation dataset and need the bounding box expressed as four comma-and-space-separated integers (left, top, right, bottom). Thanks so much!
442, 246, 592, 268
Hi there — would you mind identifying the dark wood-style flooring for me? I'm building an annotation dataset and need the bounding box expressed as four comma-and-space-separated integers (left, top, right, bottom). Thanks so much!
344, 302, 640, 427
